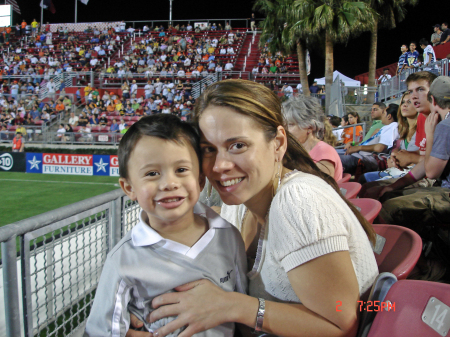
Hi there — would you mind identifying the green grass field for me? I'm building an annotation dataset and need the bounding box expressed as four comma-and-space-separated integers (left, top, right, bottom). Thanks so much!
0, 172, 122, 226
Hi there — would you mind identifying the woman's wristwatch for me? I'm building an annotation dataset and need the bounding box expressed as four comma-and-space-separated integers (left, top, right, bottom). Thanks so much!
254, 298, 266, 332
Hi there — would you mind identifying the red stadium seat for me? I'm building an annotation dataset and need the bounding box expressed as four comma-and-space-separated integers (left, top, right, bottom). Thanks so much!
367, 280, 450, 337
372, 224, 422, 280
337, 173, 351, 183
348, 198, 382, 224
338, 182, 361, 199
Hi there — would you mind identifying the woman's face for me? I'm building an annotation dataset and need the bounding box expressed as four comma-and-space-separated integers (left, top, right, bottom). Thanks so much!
348, 114, 358, 125
400, 94, 416, 118
199, 105, 279, 206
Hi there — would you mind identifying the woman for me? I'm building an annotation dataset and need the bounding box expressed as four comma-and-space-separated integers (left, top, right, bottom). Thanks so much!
283, 96, 343, 181
127, 80, 378, 337
341, 112, 363, 145
360, 92, 419, 183
122, 82, 130, 99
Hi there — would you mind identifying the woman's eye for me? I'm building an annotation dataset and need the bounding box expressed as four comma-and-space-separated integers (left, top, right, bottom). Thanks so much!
230, 143, 246, 151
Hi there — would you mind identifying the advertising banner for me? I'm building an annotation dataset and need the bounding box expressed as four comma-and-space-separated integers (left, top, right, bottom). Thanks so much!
0, 152, 26, 172
25, 153, 120, 176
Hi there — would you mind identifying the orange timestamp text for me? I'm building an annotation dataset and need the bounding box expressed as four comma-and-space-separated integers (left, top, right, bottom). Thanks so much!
336, 301, 396, 312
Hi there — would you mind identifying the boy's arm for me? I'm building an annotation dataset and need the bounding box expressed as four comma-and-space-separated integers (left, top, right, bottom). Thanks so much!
84, 258, 133, 337
425, 113, 449, 179
345, 143, 387, 155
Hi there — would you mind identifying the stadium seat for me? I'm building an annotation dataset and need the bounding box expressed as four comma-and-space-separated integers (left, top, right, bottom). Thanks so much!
337, 173, 351, 183
338, 182, 361, 199
372, 224, 422, 280
348, 198, 382, 224
367, 280, 450, 337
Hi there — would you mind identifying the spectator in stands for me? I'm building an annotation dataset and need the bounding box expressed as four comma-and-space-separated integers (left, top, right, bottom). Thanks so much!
340, 104, 399, 174
225, 21, 231, 30
122, 82, 130, 99
99, 113, 108, 126
339, 112, 363, 146
283, 96, 343, 181
281, 83, 293, 98
418, 40, 435, 68
440, 22, 450, 45
360, 92, 419, 183
12, 132, 24, 152
56, 123, 66, 141
110, 119, 119, 133
69, 112, 78, 127
431, 24, 443, 46
309, 81, 319, 94
396, 44, 408, 74
406, 41, 419, 68
378, 68, 391, 84
79, 125, 92, 142
55, 100, 65, 113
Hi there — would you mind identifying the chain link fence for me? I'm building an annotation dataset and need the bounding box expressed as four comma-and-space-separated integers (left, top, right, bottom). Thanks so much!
0, 189, 140, 337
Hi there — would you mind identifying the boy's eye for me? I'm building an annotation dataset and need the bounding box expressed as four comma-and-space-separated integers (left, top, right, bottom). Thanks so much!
177, 168, 188, 173
146, 171, 159, 177
201, 146, 215, 154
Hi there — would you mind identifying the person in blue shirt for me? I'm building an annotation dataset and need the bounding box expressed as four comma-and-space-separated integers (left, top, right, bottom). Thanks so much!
309, 81, 319, 94
406, 42, 419, 68
396, 44, 408, 74
110, 118, 119, 132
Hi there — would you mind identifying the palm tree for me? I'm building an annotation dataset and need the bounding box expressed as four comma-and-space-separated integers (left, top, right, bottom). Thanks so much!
366, 0, 417, 103
255, 0, 311, 96
293, 0, 376, 113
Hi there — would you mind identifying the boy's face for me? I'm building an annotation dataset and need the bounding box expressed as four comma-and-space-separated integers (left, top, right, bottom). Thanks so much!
408, 79, 431, 115
120, 136, 203, 227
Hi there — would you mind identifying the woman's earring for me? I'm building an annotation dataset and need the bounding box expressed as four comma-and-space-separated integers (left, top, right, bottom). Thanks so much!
276, 160, 282, 194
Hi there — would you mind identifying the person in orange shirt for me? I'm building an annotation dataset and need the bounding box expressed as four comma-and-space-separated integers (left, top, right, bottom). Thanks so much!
202, 54, 209, 61
340, 112, 363, 145
55, 100, 65, 112
107, 103, 116, 113
5, 26, 11, 42
197, 64, 204, 72
21, 20, 27, 36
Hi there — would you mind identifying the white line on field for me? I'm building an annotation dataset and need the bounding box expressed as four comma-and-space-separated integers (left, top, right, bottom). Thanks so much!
0, 179, 120, 186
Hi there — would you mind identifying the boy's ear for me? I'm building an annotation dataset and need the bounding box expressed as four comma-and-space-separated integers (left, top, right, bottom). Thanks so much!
199, 172, 206, 191
119, 178, 137, 200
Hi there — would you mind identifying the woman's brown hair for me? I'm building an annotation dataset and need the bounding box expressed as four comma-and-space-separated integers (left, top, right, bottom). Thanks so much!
397, 92, 417, 141
194, 79, 376, 244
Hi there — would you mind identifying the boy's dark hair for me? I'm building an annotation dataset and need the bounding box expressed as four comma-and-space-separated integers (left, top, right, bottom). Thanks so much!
329, 116, 341, 127
342, 114, 349, 124
386, 104, 399, 123
373, 102, 386, 109
405, 71, 438, 87
118, 114, 201, 179
410, 41, 417, 47
419, 38, 429, 46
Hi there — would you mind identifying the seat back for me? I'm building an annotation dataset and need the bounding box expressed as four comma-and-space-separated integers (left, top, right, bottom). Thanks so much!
338, 182, 362, 199
337, 173, 351, 183
349, 198, 382, 224
368, 280, 450, 337
372, 224, 422, 280
357, 272, 397, 337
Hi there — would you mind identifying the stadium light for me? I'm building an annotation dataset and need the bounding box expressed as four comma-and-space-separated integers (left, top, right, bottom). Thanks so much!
169, 0, 173, 25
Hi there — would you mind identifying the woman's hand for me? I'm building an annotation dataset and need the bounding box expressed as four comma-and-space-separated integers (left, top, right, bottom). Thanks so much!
148, 280, 237, 337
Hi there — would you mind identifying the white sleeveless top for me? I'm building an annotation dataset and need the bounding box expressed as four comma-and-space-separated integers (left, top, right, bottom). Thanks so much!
221, 171, 378, 303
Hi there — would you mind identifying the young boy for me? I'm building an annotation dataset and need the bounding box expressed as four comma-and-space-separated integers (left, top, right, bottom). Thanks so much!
84, 114, 247, 336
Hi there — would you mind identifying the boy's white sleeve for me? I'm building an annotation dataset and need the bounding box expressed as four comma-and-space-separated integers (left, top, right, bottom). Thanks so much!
84, 258, 132, 337
233, 226, 248, 295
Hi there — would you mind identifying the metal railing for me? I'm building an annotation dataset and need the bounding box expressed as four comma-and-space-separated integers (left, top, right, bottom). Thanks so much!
0, 189, 140, 337
334, 122, 367, 148
0, 131, 123, 146
377, 58, 449, 102
191, 73, 223, 99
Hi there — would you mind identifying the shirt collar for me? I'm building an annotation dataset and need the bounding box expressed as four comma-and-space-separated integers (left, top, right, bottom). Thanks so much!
131, 202, 230, 247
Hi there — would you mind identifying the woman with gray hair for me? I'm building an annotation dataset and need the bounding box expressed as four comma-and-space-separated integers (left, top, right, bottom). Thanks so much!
283, 96, 343, 181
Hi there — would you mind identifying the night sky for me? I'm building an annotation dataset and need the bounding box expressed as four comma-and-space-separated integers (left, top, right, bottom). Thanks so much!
14, 0, 440, 83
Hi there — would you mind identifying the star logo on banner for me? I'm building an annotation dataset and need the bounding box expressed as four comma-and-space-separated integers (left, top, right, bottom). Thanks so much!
28, 156, 41, 170
95, 158, 108, 173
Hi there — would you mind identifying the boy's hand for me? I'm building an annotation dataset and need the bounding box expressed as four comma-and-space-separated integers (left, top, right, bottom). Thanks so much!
126, 314, 152, 337
425, 111, 439, 138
